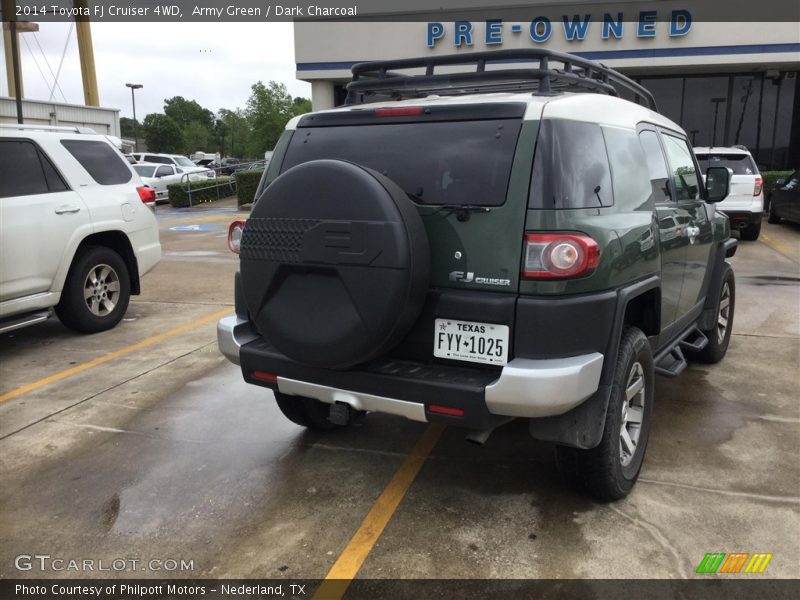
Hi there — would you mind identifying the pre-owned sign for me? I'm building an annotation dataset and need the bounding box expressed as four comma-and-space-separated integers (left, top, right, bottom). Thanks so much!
427, 11, 692, 47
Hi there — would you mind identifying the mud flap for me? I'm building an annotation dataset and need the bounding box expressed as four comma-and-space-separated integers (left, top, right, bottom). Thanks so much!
528, 384, 612, 449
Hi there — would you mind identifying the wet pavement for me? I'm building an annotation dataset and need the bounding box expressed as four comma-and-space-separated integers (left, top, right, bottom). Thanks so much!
1, 200, 798, 580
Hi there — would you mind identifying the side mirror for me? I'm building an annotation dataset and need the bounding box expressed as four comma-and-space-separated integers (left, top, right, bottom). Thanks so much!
705, 167, 730, 203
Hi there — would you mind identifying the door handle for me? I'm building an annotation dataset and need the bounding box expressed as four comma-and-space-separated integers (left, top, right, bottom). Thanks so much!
55, 206, 81, 214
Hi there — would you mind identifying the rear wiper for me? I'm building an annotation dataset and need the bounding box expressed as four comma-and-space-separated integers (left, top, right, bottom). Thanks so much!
442, 205, 492, 222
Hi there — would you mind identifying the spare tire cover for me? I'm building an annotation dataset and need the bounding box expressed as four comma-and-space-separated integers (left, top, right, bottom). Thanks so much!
240, 159, 430, 369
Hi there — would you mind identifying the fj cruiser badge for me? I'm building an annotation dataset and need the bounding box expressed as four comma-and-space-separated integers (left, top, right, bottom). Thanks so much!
449, 271, 511, 286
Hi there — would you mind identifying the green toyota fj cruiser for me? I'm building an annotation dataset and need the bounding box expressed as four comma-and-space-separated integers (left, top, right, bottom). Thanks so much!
219, 50, 736, 500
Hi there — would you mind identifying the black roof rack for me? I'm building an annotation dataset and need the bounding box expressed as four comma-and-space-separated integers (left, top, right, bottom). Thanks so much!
345, 49, 657, 111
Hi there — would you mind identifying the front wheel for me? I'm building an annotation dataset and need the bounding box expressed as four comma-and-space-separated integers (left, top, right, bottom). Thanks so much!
556, 327, 654, 501
56, 246, 131, 333
686, 264, 735, 364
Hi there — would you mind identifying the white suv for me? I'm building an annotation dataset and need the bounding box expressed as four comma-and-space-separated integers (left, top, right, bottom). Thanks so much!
131, 152, 216, 179
0, 125, 161, 334
694, 146, 763, 240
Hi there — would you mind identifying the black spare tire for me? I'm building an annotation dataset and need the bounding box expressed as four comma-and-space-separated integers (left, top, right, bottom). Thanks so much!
240, 159, 430, 369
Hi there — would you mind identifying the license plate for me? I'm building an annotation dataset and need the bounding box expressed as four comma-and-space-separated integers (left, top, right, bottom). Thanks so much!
434, 319, 509, 366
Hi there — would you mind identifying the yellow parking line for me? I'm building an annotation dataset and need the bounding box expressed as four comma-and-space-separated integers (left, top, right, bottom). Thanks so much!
313, 424, 445, 600
760, 233, 797, 262
0, 308, 231, 404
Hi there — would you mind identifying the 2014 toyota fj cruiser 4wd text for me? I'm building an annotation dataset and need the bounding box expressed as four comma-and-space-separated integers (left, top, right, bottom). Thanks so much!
218, 50, 737, 501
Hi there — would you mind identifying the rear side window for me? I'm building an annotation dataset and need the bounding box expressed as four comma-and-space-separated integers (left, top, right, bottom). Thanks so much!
133, 165, 157, 177
281, 119, 522, 206
61, 140, 132, 185
601, 127, 652, 211
529, 119, 613, 208
695, 153, 758, 175
0, 140, 68, 198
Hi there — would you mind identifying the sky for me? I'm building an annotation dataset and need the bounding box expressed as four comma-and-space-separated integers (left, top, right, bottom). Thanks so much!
2, 22, 311, 120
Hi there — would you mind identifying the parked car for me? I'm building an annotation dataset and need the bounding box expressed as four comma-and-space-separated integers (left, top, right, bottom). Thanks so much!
694, 146, 763, 240
210, 157, 241, 175
218, 50, 737, 501
767, 169, 800, 225
131, 152, 216, 179
133, 162, 211, 202
0, 124, 161, 334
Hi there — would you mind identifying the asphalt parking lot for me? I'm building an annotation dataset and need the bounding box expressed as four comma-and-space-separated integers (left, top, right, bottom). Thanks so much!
1, 200, 798, 583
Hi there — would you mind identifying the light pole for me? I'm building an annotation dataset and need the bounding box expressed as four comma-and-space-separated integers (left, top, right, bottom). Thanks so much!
710, 97, 726, 147
125, 83, 143, 152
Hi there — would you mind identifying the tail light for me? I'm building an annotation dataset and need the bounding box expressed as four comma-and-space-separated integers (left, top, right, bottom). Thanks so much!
227, 219, 247, 254
753, 176, 763, 196
522, 233, 600, 279
136, 186, 156, 207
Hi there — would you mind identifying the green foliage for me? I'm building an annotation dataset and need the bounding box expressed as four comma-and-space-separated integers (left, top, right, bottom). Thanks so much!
292, 96, 312, 116
167, 177, 235, 208
183, 121, 209, 153
218, 108, 250, 158
762, 171, 792, 198
164, 96, 215, 131
120, 117, 139, 139
245, 81, 296, 158
142, 113, 183, 153
235, 169, 264, 207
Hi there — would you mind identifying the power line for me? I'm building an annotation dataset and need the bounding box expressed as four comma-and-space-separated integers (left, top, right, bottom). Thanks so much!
21, 35, 55, 97
50, 22, 75, 103
33, 30, 68, 103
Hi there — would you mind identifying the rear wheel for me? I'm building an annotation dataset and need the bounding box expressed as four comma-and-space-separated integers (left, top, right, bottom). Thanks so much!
274, 392, 350, 431
739, 217, 761, 241
556, 327, 654, 501
686, 264, 735, 364
56, 246, 130, 334
767, 201, 782, 224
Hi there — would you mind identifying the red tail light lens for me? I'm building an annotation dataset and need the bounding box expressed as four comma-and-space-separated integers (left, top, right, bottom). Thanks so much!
522, 233, 600, 279
374, 107, 425, 117
228, 219, 247, 254
428, 404, 465, 417
754, 176, 763, 196
253, 371, 277, 383
136, 186, 155, 206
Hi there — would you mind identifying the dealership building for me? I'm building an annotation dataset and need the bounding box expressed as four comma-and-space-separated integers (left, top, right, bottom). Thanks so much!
294, 15, 799, 170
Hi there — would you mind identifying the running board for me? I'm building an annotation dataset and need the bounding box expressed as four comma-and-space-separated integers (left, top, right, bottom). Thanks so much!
654, 325, 708, 377
0, 309, 52, 334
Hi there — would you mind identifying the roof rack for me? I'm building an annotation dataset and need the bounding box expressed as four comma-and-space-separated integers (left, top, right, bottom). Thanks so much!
345, 49, 657, 111
0, 123, 97, 134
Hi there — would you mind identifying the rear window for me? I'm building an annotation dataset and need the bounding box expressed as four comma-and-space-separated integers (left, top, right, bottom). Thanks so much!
529, 119, 613, 209
695, 153, 758, 175
281, 119, 522, 206
133, 165, 157, 177
145, 155, 173, 165
61, 140, 132, 185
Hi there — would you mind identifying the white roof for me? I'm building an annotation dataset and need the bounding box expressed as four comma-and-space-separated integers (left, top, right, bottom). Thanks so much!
286, 91, 682, 134
693, 146, 752, 155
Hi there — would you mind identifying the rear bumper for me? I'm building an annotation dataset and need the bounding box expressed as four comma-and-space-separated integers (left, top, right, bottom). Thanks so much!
721, 210, 761, 229
217, 314, 604, 427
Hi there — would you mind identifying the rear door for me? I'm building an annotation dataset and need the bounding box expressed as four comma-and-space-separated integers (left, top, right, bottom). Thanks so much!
660, 131, 714, 321
0, 138, 90, 304
638, 127, 683, 334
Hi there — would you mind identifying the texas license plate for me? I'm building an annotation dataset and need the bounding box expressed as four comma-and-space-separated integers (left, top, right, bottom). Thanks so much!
433, 319, 509, 366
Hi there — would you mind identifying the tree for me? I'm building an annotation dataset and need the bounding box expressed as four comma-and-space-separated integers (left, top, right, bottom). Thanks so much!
163, 96, 215, 131
142, 113, 183, 153
245, 81, 296, 157
120, 117, 139, 139
218, 108, 250, 158
183, 121, 209, 153
292, 97, 312, 116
